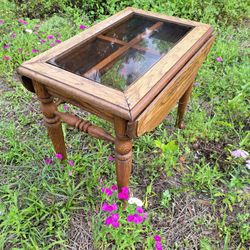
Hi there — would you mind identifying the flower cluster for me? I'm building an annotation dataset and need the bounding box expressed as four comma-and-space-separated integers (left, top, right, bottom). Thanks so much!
105, 213, 120, 228
102, 203, 118, 213
154, 235, 163, 250
118, 186, 129, 200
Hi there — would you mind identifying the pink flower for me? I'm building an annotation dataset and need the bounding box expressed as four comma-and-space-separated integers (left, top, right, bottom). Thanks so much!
127, 214, 144, 224
105, 213, 120, 228
111, 185, 118, 191
231, 149, 249, 159
47, 35, 54, 40
10, 33, 16, 38
155, 241, 163, 250
118, 186, 129, 200
143, 212, 148, 219
79, 24, 87, 30
3, 44, 10, 49
18, 48, 23, 52
44, 157, 53, 165
69, 160, 74, 166
108, 155, 115, 161
112, 221, 120, 228
50, 43, 55, 47
215, 57, 223, 62
55, 153, 63, 160
3, 55, 11, 61
111, 213, 119, 221
136, 207, 144, 214
68, 171, 73, 176
0, 19, 4, 25
101, 188, 113, 196
105, 216, 113, 225
55, 39, 61, 43
18, 19, 28, 25
127, 214, 135, 222
40, 39, 46, 43
63, 105, 69, 111
154, 235, 161, 241
32, 49, 39, 53
133, 214, 143, 224
101, 203, 118, 213
34, 25, 40, 30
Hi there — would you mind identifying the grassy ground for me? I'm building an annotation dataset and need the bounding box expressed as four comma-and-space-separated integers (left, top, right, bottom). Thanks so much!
0, 0, 249, 249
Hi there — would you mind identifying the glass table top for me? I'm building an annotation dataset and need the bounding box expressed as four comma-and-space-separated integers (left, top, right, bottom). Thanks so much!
48, 14, 193, 91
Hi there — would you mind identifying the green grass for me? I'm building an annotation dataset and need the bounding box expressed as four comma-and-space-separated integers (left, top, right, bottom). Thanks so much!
0, 0, 250, 249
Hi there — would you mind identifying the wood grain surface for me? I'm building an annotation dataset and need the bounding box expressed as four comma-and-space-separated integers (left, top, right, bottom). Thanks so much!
130, 36, 215, 137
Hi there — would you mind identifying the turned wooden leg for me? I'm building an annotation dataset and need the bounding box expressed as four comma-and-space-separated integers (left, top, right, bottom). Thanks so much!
176, 83, 193, 129
33, 81, 67, 160
114, 117, 132, 192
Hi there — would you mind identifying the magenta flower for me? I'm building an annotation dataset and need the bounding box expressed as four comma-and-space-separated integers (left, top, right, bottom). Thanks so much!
111, 185, 118, 191
118, 186, 129, 200
136, 207, 144, 214
34, 25, 40, 30
111, 213, 119, 221
79, 24, 87, 30
101, 187, 113, 196
155, 241, 163, 250
102, 203, 118, 213
0, 19, 4, 25
63, 105, 69, 111
40, 39, 46, 43
215, 57, 223, 62
127, 213, 144, 224
55, 153, 63, 160
154, 235, 161, 241
55, 39, 62, 43
69, 160, 74, 166
127, 214, 135, 222
32, 49, 39, 53
231, 149, 249, 159
50, 43, 55, 47
18, 19, 28, 25
18, 48, 23, 52
112, 221, 120, 228
133, 214, 144, 224
105, 216, 113, 225
44, 157, 53, 165
105, 213, 120, 228
3, 44, 10, 49
10, 33, 16, 38
108, 155, 115, 161
3, 55, 11, 61
47, 35, 54, 40
68, 171, 73, 176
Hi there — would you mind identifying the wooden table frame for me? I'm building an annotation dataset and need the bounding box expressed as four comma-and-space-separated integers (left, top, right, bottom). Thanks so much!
17, 7, 214, 192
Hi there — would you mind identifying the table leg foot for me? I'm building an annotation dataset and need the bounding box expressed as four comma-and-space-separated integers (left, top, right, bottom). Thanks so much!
114, 117, 132, 199
176, 83, 193, 129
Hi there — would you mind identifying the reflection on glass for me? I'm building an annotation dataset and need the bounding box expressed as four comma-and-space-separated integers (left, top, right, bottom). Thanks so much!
47, 14, 193, 91
103, 15, 156, 42
48, 39, 121, 76
84, 49, 159, 90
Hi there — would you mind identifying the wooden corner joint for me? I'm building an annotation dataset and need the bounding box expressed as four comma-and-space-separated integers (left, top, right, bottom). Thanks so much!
54, 111, 115, 143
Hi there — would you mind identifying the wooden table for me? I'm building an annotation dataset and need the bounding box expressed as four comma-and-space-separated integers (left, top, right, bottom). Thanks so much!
17, 7, 214, 192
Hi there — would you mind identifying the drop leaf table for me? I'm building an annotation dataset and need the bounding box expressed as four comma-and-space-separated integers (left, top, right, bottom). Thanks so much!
17, 7, 214, 193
